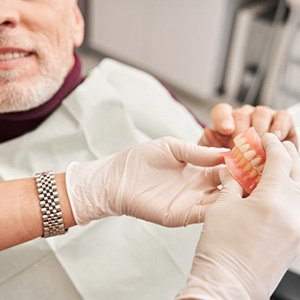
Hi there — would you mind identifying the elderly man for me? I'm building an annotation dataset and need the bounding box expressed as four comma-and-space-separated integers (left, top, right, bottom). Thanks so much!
1, 1, 300, 299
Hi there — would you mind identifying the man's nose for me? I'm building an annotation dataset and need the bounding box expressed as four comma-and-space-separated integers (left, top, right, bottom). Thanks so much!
0, 5, 19, 29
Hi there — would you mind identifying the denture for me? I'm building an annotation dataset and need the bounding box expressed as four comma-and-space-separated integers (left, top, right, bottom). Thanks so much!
222, 127, 266, 195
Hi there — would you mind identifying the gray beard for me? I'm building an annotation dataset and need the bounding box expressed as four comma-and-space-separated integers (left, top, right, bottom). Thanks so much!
0, 33, 71, 113
0, 74, 65, 113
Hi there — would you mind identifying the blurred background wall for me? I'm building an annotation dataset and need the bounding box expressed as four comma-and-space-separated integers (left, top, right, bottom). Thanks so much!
79, 0, 300, 111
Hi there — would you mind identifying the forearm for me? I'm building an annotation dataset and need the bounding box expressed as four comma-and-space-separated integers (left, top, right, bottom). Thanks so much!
0, 173, 76, 251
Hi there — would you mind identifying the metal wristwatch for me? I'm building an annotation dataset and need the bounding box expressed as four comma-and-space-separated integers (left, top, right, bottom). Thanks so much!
35, 171, 67, 238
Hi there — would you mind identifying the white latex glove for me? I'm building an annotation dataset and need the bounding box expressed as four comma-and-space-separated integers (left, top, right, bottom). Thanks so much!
66, 137, 227, 226
176, 133, 300, 300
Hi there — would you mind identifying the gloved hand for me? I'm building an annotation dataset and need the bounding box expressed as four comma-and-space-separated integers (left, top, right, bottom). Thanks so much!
176, 133, 300, 300
66, 137, 227, 226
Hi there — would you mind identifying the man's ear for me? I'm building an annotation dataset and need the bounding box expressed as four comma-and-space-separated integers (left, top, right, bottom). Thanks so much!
72, 2, 85, 49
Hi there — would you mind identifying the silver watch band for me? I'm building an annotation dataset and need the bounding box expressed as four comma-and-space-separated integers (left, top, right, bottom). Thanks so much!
35, 171, 67, 238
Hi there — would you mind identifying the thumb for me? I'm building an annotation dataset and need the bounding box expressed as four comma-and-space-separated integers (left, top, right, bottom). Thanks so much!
219, 168, 243, 200
198, 128, 224, 147
260, 133, 292, 183
165, 137, 229, 167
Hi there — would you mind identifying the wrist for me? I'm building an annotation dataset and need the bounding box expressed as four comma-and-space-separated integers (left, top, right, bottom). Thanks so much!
66, 160, 118, 225
35, 171, 76, 237
55, 173, 76, 229
0, 173, 76, 250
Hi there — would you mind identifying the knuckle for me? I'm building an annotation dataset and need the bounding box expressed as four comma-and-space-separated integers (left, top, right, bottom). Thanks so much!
274, 110, 292, 123
282, 140, 294, 148
253, 105, 272, 116
213, 102, 232, 112
232, 108, 248, 119
241, 104, 254, 111
276, 109, 288, 116
256, 105, 269, 111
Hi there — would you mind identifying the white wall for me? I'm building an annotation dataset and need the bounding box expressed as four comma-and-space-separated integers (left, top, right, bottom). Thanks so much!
88, 0, 244, 100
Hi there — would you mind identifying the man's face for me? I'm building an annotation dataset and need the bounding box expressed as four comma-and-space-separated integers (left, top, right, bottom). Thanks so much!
0, 0, 84, 112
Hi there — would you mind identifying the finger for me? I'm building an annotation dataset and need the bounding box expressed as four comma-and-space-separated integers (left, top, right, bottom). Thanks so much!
187, 204, 212, 224
211, 131, 235, 149
176, 174, 222, 226
286, 127, 299, 149
198, 132, 209, 147
186, 198, 222, 224
251, 106, 274, 137
283, 141, 300, 181
232, 105, 255, 135
219, 168, 243, 199
211, 103, 235, 135
167, 137, 229, 167
198, 128, 224, 147
260, 133, 292, 182
210, 165, 225, 187
270, 110, 293, 141
201, 189, 222, 206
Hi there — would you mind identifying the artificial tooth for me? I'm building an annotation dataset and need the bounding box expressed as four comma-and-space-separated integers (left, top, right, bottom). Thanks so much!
234, 133, 243, 141
249, 168, 258, 178
250, 156, 261, 167
238, 157, 248, 167
234, 150, 243, 161
243, 163, 252, 172
239, 144, 250, 153
244, 150, 256, 160
255, 164, 264, 173
234, 137, 246, 148
232, 147, 239, 156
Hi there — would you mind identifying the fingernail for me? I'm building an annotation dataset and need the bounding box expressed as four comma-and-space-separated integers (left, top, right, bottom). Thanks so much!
221, 120, 234, 130
273, 131, 282, 140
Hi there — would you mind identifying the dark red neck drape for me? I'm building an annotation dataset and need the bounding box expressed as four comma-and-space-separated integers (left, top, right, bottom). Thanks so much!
0, 53, 83, 143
